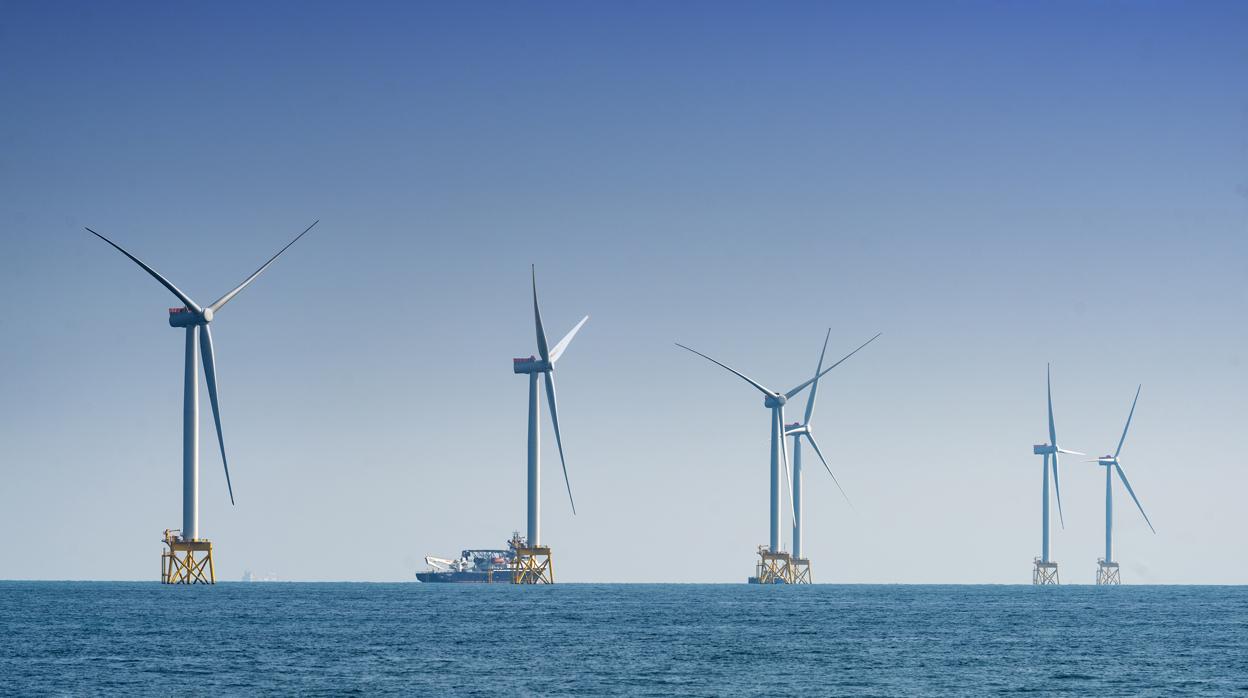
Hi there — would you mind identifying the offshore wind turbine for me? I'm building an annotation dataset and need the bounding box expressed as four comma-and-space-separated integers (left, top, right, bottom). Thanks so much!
1031, 363, 1083, 585
510, 266, 588, 583
785, 329, 855, 582
88, 221, 318, 583
1089, 385, 1156, 585
677, 332, 879, 583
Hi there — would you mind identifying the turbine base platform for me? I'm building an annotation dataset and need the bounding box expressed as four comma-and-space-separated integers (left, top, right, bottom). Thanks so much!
511, 545, 554, 584
160, 529, 215, 584
750, 546, 794, 584
1096, 559, 1121, 585
791, 557, 812, 584
1032, 558, 1059, 586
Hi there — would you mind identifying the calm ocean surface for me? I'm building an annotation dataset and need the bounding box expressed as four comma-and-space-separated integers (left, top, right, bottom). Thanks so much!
1, 582, 1244, 695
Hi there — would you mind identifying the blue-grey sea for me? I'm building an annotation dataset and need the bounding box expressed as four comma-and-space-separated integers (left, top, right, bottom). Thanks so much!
1, 582, 1245, 695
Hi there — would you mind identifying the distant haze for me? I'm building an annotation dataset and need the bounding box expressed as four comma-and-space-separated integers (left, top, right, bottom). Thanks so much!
1, 2, 1245, 582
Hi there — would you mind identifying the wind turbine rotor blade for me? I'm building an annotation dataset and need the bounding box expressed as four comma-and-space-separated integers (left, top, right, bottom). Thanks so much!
674, 343, 774, 397
1051, 451, 1065, 529
1057, 448, 1085, 456
1115, 462, 1156, 534
548, 316, 589, 364
543, 372, 576, 515
208, 220, 319, 314
532, 266, 551, 361
1114, 385, 1142, 460
85, 227, 202, 312
1047, 364, 1057, 447
805, 431, 852, 508
803, 328, 832, 425
778, 408, 796, 523
198, 325, 235, 505
785, 332, 881, 399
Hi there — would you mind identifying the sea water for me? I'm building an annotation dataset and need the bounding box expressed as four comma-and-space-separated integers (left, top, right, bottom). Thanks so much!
1, 582, 1244, 695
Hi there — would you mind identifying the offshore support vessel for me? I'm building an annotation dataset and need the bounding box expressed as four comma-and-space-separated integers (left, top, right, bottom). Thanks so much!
416, 534, 523, 583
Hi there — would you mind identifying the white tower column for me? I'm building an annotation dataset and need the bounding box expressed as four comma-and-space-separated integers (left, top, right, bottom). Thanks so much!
527, 372, 541, 547
769, 408, 781, 552
1041, 454, 1050, 563
182, 326, 199, 542
792, 435, 803, 559
1105, 466, 1113, 563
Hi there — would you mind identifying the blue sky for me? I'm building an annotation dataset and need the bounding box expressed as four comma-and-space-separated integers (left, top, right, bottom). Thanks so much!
1, 2, 1246, 582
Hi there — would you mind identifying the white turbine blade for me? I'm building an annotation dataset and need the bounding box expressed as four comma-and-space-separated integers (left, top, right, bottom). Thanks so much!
1113, 385, 1142, 460
198, 325, 235, 505
209, 220, 319, 314
543, 372, 576, 515
532, 266, 551, 361
778, 408, 796, 524
548, 316, 589, 364
785, 332, 881, 399
1047, 363, 1057, 447
804, 431, 852, 508
803, 328, 832, 426
1057, 448, 1085, 456
1052, 451, 1065, 529
1115, 462, 1156, 534
674, 343, 774, 397
86, 227, 202, 312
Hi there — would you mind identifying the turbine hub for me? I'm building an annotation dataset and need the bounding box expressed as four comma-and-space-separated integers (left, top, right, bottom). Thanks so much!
763, 394, 786, 408
201, 307, 214, 323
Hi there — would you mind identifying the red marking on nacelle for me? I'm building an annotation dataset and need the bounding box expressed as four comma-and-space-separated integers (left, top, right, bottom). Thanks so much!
169, 307, 191, 314
513, 356, 537, 363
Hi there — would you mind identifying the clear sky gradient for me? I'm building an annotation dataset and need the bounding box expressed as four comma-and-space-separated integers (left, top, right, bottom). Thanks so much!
2, 2, 1246, 582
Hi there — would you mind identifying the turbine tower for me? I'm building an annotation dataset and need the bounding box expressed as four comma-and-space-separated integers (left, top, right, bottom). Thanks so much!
510, 266, 588, 584
784, 328, 856, 583
1031, 363, 1083, 585
677, 332, 879, 584
88, 221, 318, 584
1090, 385, 1156, 585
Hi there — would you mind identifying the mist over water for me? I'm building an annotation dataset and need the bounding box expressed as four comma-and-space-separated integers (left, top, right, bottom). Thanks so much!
2, 582, 1245, 695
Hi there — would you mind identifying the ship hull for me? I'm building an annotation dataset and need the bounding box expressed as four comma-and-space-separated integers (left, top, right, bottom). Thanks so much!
415, 570, 510, 584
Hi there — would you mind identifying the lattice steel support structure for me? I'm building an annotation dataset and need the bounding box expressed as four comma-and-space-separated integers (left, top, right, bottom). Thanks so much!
1096, 559, 1120, 585
161, 529, 215, 584
791, 557, 812, 584
755, 546, 794, 584
511, 545, 554, 584
1032, 558, 1059, 585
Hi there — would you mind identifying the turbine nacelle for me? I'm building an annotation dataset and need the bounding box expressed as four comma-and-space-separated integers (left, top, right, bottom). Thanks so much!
168, 307, 212, 327
1033, 442, 1082, 456
1095, 455, 1116, 466
763, 394, 787, 408
512, 356, 552, 374
784, 422, 807, 436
